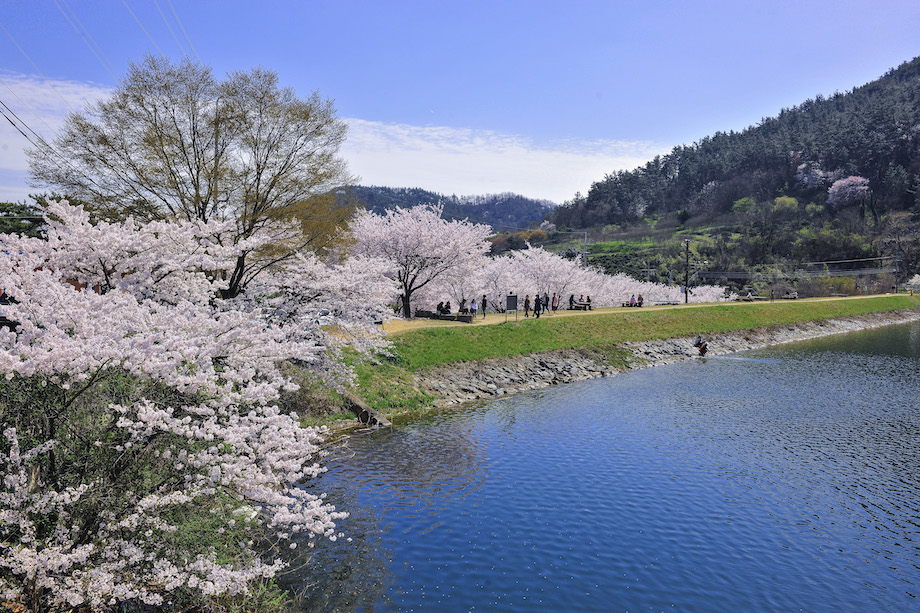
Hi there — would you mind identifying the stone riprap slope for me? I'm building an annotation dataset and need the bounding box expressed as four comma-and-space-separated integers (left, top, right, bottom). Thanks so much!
418, 309, 920, 407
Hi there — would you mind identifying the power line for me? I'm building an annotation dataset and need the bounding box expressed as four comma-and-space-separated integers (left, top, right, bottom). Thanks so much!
0, 100, 108, 196
120, 0, 166, 56
697, 267, 897, 281
0, 95, 46, 144
53, 0, 121, 81
799, 255, 892, 266
166, 0, 202, 64
0, 84, 112, 199
0, 20, 79, 114
0, 103, 37, 145
0, 5, 134, 201
153, 0, 191, 60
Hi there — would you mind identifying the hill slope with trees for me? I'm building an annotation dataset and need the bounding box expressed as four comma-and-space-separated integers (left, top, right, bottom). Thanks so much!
550, 56, 920, 292
339, 185, 555, 231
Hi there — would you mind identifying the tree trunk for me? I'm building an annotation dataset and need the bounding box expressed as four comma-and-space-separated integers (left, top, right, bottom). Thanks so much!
221, 254, 247, 299
401, 292, 412, 318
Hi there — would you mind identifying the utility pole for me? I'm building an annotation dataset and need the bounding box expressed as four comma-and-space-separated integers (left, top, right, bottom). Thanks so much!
684, 240, 690, 304
894, 232, 901, 293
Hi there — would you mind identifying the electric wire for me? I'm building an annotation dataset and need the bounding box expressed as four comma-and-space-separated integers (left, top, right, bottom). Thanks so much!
0, 20, 79, 114
0, 99, 108, 197
800, 255, 892, 266
0, 1, 167, 201
120, 0, 166, 56
0, 76, 65, 140
53, 0, 121, 81
0, 103, 36, 145
166, 0, 202, 64
0, 82, 111, 198
153, 0, 191, 60
0, 94, 46, 145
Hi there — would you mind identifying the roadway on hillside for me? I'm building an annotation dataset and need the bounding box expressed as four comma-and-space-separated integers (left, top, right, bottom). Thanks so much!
381, 294, 897, 336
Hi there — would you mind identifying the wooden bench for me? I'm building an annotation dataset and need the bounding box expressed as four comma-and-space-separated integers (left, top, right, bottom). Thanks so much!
433, 313, 474, 323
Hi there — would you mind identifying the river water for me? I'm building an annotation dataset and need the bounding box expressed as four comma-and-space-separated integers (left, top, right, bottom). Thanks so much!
289, 321, 920, 612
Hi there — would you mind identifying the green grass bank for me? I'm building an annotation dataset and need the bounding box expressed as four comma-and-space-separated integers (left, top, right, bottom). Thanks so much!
391, 295, 920, 370
322, 295, 920, 423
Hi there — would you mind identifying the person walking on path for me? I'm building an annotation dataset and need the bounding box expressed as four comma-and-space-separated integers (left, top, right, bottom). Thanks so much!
481, 294, 488, 318
551, 293, 558, 313
524, 295, 531, 317
470, 298, 478, 317
533, 292, 542, 318
569, 294, 575, 309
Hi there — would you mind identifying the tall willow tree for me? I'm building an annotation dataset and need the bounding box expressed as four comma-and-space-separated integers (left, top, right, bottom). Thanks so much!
28, 56, 354, 297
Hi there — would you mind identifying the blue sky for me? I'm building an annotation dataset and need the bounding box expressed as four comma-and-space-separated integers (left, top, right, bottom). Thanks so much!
1, 0, 919, 203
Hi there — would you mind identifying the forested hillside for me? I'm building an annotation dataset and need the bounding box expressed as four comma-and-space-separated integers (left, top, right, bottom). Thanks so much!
339, 185, 555, 231
549, 56, 920, 291
555, 57, 920, 227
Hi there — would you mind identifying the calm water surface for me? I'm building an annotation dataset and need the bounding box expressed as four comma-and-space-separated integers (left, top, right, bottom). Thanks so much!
289, 321, 920, 612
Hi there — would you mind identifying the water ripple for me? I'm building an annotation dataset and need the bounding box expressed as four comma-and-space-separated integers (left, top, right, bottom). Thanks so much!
287, 321, 920, 612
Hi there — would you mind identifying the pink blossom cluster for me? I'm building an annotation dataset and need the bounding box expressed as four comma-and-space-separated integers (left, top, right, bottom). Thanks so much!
348, 205, 729, 316
0, 201, 374, 608
415, 245, 731, 310
235, 251, 399, 383
350, 204, 493, 317
827, 175, 871, 211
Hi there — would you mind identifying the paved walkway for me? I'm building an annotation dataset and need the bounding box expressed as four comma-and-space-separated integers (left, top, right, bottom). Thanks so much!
381, 294, 894, 336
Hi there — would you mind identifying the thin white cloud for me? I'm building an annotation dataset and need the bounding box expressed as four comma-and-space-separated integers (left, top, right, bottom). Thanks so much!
0, 72, 110, 202
0, 74, 670, 205
341, 118, 671, 203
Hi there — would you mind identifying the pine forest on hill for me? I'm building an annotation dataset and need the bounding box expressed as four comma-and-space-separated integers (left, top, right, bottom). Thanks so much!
547, 56, 920, 297
337, 185, 556, 232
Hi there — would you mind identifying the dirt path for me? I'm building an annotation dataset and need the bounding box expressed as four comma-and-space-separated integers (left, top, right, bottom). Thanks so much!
380, 294, 894, 336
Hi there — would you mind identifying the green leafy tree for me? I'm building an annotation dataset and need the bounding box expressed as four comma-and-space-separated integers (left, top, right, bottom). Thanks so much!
0, 201, 44, 238
28, 55, 353, 298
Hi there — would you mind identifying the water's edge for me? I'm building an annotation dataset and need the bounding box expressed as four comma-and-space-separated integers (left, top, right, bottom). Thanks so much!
417, 309, 920, 407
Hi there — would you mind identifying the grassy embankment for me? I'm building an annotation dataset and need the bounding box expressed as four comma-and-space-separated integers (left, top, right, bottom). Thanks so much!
327, 295, 920, 422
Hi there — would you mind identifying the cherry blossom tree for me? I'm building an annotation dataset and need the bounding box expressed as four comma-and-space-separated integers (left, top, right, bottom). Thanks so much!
827, 176, 872, 213
15, 201, 394, 382
28, 56, 355, 299
0, 201, 385, 609
479, 256, 520, 311
409, 244, 731, 312
238, 251, 398, 381
503, 247, 586, 300
350, 205, 493, 318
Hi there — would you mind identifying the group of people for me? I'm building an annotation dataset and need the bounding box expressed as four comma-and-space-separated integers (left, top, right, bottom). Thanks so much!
436, 295, 489, 319
627, 294, 644, 307
434, 291, 604, 319
567, 294, 592, 310
523, 292, 561, 318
